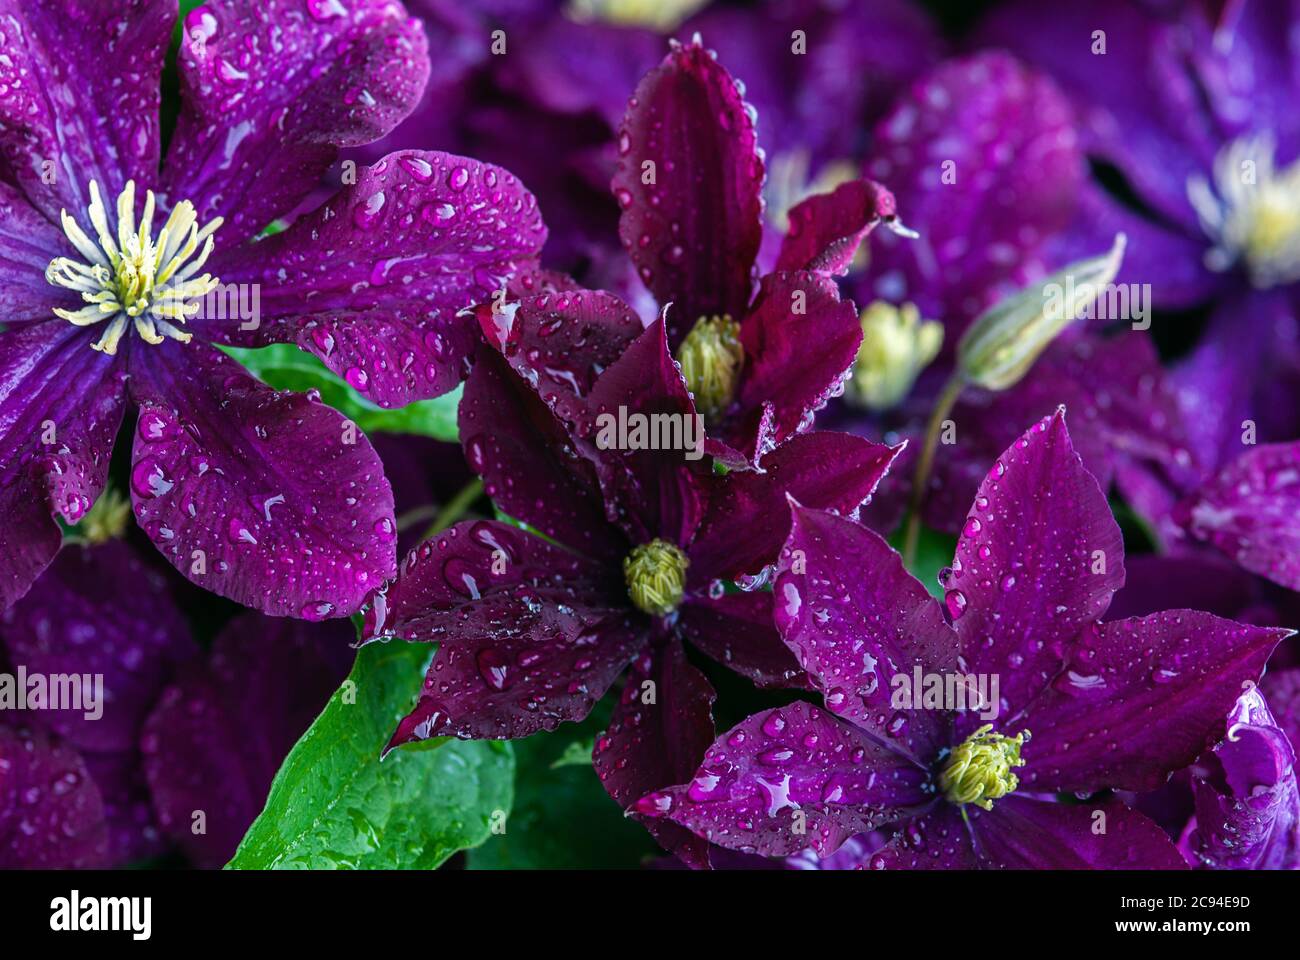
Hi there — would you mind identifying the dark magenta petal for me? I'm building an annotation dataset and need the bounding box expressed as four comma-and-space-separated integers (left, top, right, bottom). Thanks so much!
1261, 668, 1300, 756
863, 806, 980, 870
688, 432, 903, 585
683, 0, 941, 170
0, 324, 127, 610
774, 180, 896, 276
165, 0, 429, 245
0, 724, 108, 869
968, 796, 1187, 869
676, 591, 806, 689
82, 750, 167, 866
861, 51, 1083, 325
371, 520, 641, 744
635, 700, 929, 858
1017, 612, 1287, 794
923, 332, 1194, 536
0, 541, 197, 753
774, 505, 960, 763
478, 286, 643, 429
949, 409, 1124, 721
612, 37, 764, 343
584, 319, 710, 548
460, 345, 624, 564
0, 183, 76, 323
1179, 442, 1300, 591
211, 151, 547, 404
141, 614, 353, 868
0, 0, 172, 221
127, 341, 396, 618
733, 272, 863, 458
1182, 684, 1300, 869
975, 0, 1216, 232
594, 639, 716, 867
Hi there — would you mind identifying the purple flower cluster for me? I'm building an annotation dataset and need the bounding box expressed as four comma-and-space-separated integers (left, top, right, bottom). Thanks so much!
3, 0, 1300, 872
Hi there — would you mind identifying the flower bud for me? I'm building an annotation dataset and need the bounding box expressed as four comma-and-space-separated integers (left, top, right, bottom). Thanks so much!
847, 301, 943, 411
677, 314, 744, 421
957, 234, 1127, 391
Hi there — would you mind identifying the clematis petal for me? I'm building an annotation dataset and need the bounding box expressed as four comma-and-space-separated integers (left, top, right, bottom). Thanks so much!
594, 639, 716, 868
773, 505, 960, 763
634, 700, 930, 858
1017, 611, 1288, 794
0, 724, 108, 869
676, 591, 805, 689
0, 324, 127, 610
862, 805, 980, 870
860, 52, 1084, 327
612, 36, 764, 344
460, 344, 624, 565
127, 341, 396, 619
140, 613, 353, 869
948, 409, 1125, 722
368, 519, 641, 745
774, 179, 896, 276
967, 795, 1187, 869
0, 0, 172, 221
209, 151, 547, 404
165, 0, 429, 245
688, 432, 903, 586
732, 271, 863, 458
1178, 441, 1300, 591
1181, 683, 1300, 869
975, 0, 1218, 232
476, 285, 644, 429
0, 182, 77, 323
82, 750, 167, 866
583, 319, 710, 548
0, 541, 197, 753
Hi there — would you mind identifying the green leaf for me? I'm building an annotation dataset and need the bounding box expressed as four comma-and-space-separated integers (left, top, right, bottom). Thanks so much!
466, 700, 657, 869
227, 641, 513, 869
222, 343, 461, 441
890, 524, 956, 601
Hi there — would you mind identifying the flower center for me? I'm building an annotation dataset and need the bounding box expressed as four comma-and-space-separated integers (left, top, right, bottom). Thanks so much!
676, 314, 743, 421
848, 300, 943, 411
45, 180, 223, 355
1187, 133, 1300, 289
623, 539, 689, 617
567, 0, 707, 30
938, 724, 1029, 811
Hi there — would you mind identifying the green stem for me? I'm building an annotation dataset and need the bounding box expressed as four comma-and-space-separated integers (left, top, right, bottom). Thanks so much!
420, 478, 485, 541
902, 373, 966, 568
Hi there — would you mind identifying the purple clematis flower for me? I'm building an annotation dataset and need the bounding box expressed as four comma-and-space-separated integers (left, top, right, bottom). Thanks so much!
611, 35, 902, 464
978, 0, 1300, 450
1178, 677, 1300, 870
0, 0, 546, 616
364, 310, 901, 864
0, 538, 350, 868
637, 410, 1290, 867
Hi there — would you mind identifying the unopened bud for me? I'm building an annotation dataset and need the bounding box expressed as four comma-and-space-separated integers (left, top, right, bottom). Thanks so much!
848, 301, 943, 411
957, 234, 1127, 390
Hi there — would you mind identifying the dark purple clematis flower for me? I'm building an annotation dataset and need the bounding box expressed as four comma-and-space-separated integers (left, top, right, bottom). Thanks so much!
611, 35, 902, 464
0, 0, 546, 616
364, 312, 900, 863
978, 0, 1300, 449
0, 538, 350, 868
1178, 678, 1300, 870
637, 410, 1290, 867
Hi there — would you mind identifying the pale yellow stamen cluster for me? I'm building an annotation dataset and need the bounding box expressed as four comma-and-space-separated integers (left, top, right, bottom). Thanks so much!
1187, 133, 1300, 289
46, 180, 223, 355
938, 724, 1029, 811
